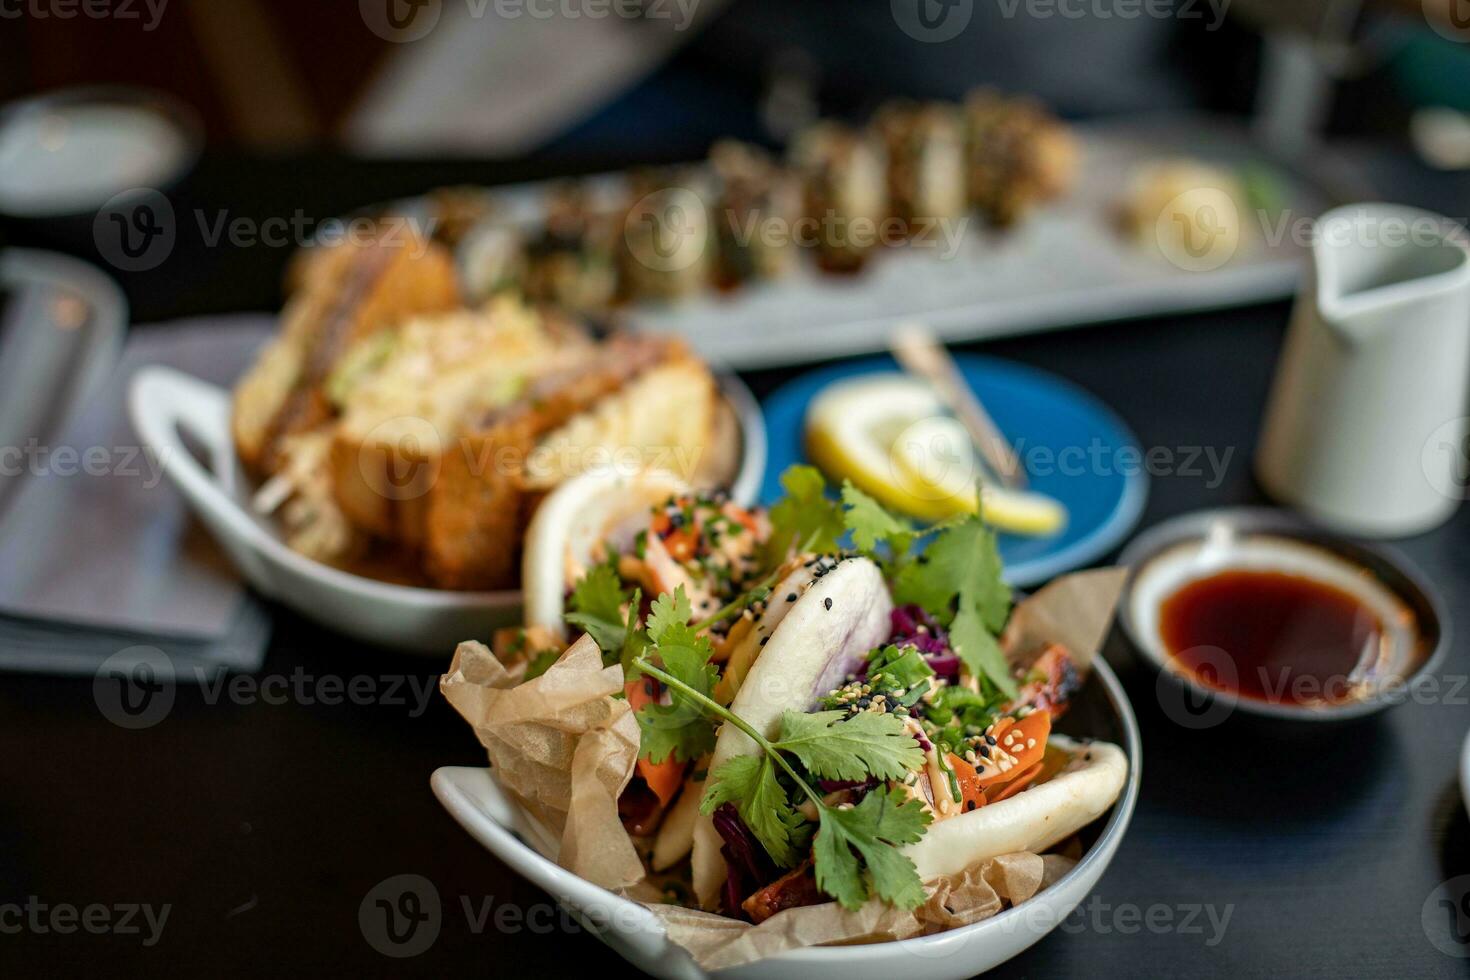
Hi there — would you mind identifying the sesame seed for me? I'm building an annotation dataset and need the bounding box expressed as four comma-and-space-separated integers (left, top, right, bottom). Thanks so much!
786, 593, 797, 602
824, 597, 833, 610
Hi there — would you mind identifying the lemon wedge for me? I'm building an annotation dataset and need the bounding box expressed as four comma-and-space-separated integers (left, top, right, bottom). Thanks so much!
806, 375, 1067, 535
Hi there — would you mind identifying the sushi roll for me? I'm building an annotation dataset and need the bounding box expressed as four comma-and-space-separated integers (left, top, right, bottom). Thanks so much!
872, 100, 967, 232
791, 121, 888, 272
621, 167, 715, 301
458, 208, 527, 304
964, 88, 1078, 228
522, 183, 621, 315
708, 140, 802, 288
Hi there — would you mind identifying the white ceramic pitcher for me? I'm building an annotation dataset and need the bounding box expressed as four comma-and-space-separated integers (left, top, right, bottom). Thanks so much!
1256, 203, 1470, 536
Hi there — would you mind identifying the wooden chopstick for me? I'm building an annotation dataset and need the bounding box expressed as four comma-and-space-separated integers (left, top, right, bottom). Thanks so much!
889, 322, 1028, 490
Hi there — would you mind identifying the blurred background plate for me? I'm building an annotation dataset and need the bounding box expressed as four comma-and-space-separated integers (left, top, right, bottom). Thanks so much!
618, 115, 1352, 368
760, 353, 1148, 587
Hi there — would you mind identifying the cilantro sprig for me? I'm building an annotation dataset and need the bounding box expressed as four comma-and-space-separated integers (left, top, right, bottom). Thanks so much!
630, 651, 931, 910
633, 587, 719, 764
564, 563, 646, 672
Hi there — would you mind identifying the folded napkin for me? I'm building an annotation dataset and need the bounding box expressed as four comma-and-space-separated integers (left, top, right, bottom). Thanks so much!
0, 315, 276, 678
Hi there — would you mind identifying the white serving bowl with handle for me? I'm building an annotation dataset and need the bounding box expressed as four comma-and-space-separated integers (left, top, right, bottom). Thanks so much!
128, 365, 765, 654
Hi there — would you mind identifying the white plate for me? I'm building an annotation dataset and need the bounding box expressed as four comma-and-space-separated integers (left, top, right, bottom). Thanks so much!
128, 367, 766, 654
431, 655, 1140, 979
453, 115, 1348, 370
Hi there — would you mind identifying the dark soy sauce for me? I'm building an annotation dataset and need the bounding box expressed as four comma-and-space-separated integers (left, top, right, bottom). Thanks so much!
1160, 570, 1383, 705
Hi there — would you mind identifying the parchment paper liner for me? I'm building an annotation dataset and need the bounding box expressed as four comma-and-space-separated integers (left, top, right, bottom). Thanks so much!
441, 567, 1127, 969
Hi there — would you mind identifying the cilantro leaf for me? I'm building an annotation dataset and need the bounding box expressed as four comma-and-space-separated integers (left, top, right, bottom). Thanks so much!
766, 465, 844, 564
949, 605, 1016, 698
701, 754, 810, 868
773, 710, 925, 783
636, 588, 720, 763
565, 563, 633, 656
840, 481, 915, 558
813, 786, 930, 910
890, 514, 1015, 694
635, 646, 719, 764
646, 587, 694, 645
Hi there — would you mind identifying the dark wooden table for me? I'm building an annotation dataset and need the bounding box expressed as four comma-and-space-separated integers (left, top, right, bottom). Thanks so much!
3, 153, 1468, 978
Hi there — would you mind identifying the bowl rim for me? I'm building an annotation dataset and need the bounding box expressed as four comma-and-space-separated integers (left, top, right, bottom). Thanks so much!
431, 651, 1142, 967
1116, 505, 1452, 722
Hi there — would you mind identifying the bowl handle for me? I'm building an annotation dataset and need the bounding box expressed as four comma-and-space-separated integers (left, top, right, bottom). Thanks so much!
128, 366, 272, 584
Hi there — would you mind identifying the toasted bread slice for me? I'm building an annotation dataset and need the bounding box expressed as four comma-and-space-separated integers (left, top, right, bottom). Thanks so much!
231, 234, 460, 475
328, 298, 592, 544
423, 335, 714, 590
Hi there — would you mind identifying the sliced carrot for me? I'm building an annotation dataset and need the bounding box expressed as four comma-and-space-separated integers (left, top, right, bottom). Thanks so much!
987, 762, 1043, 803
976, 711, 1050, 789
946, 710, 1053, 811
625, 677, 688, 808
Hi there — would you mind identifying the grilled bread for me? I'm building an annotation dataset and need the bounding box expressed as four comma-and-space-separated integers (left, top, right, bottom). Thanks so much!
424, 335, 716, 590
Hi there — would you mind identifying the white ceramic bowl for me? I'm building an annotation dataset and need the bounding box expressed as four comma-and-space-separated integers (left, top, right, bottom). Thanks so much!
431, 655, 1140, 979
128, 366, 766, 654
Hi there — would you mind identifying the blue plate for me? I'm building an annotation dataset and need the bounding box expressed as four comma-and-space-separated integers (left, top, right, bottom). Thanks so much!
760, 355, 1149, 588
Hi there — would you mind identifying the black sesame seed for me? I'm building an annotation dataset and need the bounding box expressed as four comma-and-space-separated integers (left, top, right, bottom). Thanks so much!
786, 593, 798, 602
978, 745, 990, 758
824, 597, 833, 610
985, 735, 997, 745
759, 637, 768, 646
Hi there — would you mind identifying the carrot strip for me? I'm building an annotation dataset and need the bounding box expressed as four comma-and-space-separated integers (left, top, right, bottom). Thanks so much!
625, 678, 687, 808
